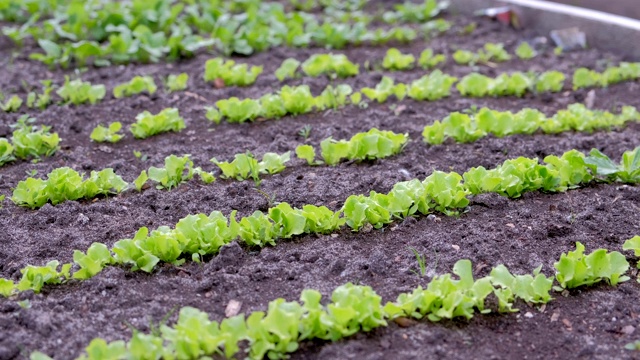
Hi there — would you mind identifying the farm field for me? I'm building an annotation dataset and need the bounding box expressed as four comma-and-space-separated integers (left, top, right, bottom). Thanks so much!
1, 0, 640, 359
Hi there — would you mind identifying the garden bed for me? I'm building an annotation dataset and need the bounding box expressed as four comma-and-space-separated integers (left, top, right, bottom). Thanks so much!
0, 1, 640, 359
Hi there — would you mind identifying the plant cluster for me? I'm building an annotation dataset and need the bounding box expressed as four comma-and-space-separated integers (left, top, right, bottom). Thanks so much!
113, 76, 157, 98
382, 48, 415, 70
453, 43, 511, 65
573, 62, 640, 90
2, 0, 443, 67
456, 71, 565, 97
204, 58, 263, 86
422, 104, 640, 144
165, 73, 189, 92
90, 122, 124, 143
56, 76, 106, 105
0, 115, 60, 167
130, 108, 185, 139
211, 152, 290, 185
301, 53, 359, 78
12, 167, 127, 209
205, 84, 358, 123
554, 242, 629, 288
296, 128, 408, 166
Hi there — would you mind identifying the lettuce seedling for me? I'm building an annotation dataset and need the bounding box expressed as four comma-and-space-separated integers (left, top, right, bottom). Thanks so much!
134, 170, 148, 191
296, 144, 318, 165
112, 228, 160, 273
0, 278, 14, 297
212, 153, 260, 182
113, 76, 157, 98
148, 155, 194, 190
260, 152, 291, 174
623, 236, 640, 268
259, 94, 287, 119
130, 108, 185, 139
535, 71, 565, 93
56, 76, 106, 105
320, 128, 408, 165
418, 48, 446, 69
1, 95, 22, 112
382, 48, 415, 70
361, 76, 406, 103
90, 122, 124, 143
456, 73, 492, 97
204, 58, 263, 86
215, 97, 262, 123
315, 84, 353, 110
555, 242, 629, 289
490, 265, 553, 312
280, 85, 315, 115
452, 49, 478, 65
301, 53, 359, 79
0, 138, 15, 166
479, 43, 511, 63
515, 42, 537, 60
77, 339, 126, 360
72, 243, 114, 280
275, 58, 301, 81
572, 68, 602, 90
165, 73, 189, 92
11, 115, 60, 160
17, 260, 71, 293
586, 146, 640, 183
407, 70, 457, 101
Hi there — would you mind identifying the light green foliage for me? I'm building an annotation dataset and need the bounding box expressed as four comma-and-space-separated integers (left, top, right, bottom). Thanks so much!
453, 43, 510, 65
423, 104, 638, 145
11, 116, 60, 160
490, 265, 553, 312
384, 260, 493, 321
275, 58, 301, 81
384, 0, 447, 23
133, 170, 148, 191
56, 76, 106, 105
113, 75, 157, 98
418, 48, 446, 69
296, 144, 317, 165
215, 98, 262, 123
30, 80, 54, 110
204, 58, 263, 86
0, 278, 15, 297
555, 242, 629, 289
0, 138, 16, 166
573, 62, 640, 90
73, 243, 114, 280
280, 85, 315, 115
535, 71, 565, 93
90, 122, 124, 143
1, 95, 22, 112
382, 48, 415, 70
17, 260, 71, 293
319, 128, 408, 166
130, 108, 185, 139
463, 150, 593, 198
148, 155, 194, 190
315, 84, 354, 110
76, 339, 126, 360
12, 167, 127, 208
623, 236, 640, 268
212, 152, 290, 183
301, 53, 359, 78
165, 73, 189, 92
586, 146, 640, 183
407, 70, 457, 101
342, 170, 469, 230
456, 72, 532, 97
515, 42, 537, 60
361, 76, 406, 103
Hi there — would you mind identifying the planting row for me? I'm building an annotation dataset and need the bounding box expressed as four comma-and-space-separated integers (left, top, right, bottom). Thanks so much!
2, 0, 449, 67
4, 55, 639, 114
422, 103, 640, 144
30, 239, 637, 360
3, 147, 640, 296
11, 128, 408, 208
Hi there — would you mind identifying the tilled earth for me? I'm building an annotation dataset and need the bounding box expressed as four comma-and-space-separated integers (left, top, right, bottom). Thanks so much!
0, 13, 640, 360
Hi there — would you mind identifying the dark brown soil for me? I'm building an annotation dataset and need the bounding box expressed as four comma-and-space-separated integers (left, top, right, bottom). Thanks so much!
1, 12, 640, 360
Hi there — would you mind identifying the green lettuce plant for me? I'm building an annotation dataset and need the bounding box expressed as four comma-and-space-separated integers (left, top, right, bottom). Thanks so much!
130, 108, 185, 139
